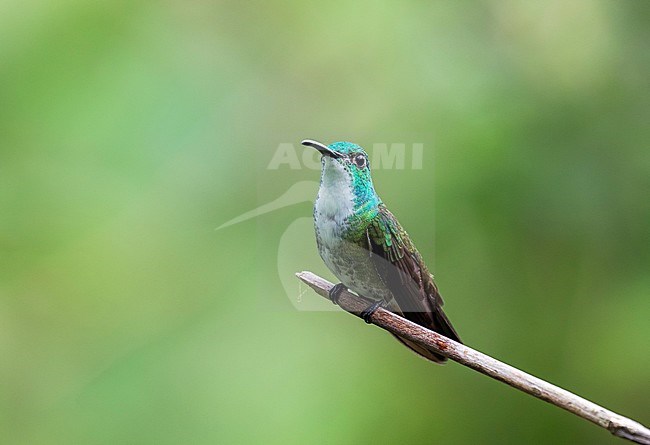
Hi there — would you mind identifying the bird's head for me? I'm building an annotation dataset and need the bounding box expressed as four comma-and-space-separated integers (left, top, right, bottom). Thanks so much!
302, 139, 379, 210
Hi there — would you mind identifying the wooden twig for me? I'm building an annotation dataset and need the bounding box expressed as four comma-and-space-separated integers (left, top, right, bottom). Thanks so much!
296, 271, 650, 444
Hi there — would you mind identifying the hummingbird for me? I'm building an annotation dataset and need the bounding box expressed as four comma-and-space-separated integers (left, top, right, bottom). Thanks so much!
303, 139, 461, 363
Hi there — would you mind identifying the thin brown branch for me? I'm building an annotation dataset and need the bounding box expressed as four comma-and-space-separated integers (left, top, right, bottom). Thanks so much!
296, 271, 650, 445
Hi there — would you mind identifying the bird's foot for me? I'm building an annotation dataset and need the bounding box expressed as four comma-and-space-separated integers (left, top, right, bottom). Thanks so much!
360, 301, 384, 324
328, 283, 347, 305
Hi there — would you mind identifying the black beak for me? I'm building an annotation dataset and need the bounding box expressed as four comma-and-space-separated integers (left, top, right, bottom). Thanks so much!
301, 139, 342, 159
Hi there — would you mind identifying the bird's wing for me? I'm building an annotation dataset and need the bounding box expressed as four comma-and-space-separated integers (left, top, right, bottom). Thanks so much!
366, 205, 461, 344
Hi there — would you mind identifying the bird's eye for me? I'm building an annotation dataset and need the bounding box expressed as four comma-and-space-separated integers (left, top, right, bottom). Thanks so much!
353, 155, 367, 168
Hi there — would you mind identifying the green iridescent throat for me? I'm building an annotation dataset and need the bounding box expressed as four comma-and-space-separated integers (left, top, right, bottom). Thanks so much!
328, 142, 382, 240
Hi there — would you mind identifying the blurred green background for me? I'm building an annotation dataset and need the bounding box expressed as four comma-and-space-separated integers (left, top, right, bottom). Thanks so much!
1, 1, 648, 444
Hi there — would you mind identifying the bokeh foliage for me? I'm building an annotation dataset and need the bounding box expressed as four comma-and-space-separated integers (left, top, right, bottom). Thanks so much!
1, 1, 648, 444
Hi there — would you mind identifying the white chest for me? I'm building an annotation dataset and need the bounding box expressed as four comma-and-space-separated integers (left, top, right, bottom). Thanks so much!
315, 193, 352, 245
314, 160, 355, 247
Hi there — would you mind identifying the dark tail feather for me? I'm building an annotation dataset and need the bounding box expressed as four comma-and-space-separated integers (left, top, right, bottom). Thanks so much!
392, 307, 462, 364
431, 306, 462, 344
